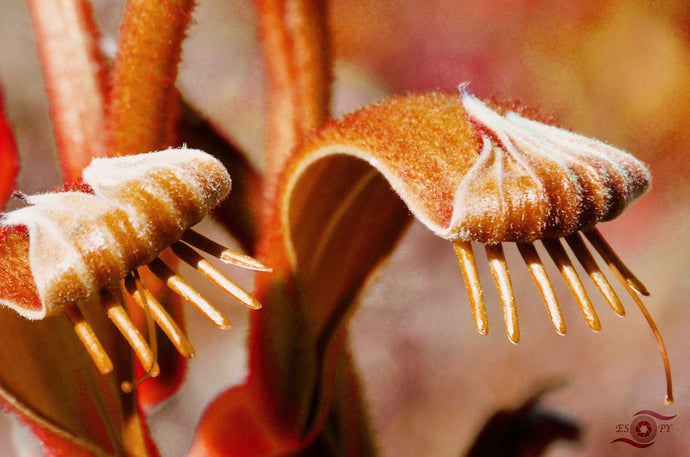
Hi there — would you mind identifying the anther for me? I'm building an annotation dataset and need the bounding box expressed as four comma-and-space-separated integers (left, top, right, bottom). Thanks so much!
100, 289, 159, 377
123, 275, 195, 358
64, 304, 113, 375
182, 230, 271, 271
566, 232, 625, 316
583, 228, 649, 296
517, 242, 566, 335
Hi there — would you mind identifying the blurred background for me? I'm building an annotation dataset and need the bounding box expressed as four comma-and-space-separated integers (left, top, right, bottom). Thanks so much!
1, 0, 689, 455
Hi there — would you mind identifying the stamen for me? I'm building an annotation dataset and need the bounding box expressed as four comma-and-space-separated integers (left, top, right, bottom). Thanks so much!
566, 233, 625, 316
146, 257, 232, 329
182, 230, 272, 271
172, 242, 262, 310
587, 239, 674, 405
583, 228, 649, 296
64, 304, 113, 375
624, 279, 673, 404
133, 270, 158, 367
120, 271, 160, 393
542, 238, 601, 332
485, 244, 519, 344
123, 275, 195, 358
453, 240, 488, 335
516, 242, 566, 335
100, 289, 159, 377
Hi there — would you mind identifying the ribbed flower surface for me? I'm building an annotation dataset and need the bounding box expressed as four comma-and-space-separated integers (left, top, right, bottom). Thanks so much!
0, 148, 230, 319
449, 87, 651, 244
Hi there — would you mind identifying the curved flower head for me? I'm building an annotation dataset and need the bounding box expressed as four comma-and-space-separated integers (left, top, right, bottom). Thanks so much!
0, 148, 268, 386
442, 86, 651, 341
280, 85, 672, 404
449, 85, 650, 244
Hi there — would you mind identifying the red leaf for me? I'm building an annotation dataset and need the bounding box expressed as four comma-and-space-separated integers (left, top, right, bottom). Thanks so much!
0, 88, 19, 210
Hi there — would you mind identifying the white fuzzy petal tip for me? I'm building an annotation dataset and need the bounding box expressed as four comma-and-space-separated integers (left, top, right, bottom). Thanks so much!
447, 85, 650, 244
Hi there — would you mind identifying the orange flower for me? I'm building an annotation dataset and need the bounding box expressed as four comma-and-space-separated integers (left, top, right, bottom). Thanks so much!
280, 85, 671, 403
2, 1, 681, 456
0, 148, 268, 386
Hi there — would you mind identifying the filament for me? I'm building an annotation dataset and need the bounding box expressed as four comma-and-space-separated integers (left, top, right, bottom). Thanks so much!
453, 240, 488, 335
172, 242, 262, 310
485, 244, 519, 344
146, 257, 232, 329
123, 275, 195, 358
583, 228, 649, 296
542, 238, 601, 332
517, 242, 566, 335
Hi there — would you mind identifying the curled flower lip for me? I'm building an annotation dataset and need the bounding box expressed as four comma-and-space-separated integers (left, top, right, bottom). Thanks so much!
0, 148, 270, 386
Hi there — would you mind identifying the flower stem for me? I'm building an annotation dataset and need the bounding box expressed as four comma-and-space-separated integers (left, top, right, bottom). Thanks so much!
27, 0, 110, 181
109, 0, 196, 156
255, 0, 331, 199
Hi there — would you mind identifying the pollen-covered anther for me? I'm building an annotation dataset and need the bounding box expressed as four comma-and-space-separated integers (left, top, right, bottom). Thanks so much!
0, 148, 269, 388
172, 237, 264, 310
485, 243, 519, 344
448, 87, 672, 404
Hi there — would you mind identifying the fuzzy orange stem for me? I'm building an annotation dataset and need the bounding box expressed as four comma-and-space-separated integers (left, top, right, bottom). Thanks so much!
27, 0, 110, 182
109, 0, 195, 156
249, 0, 333, 437
256, 0, 331, 198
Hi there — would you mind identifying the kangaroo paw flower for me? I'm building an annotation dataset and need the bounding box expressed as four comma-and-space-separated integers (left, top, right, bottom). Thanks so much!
0, 148, 269, 387
282, 84, 672, 404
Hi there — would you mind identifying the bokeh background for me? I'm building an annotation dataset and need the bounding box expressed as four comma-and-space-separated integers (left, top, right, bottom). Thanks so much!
1, 0, 689, 455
